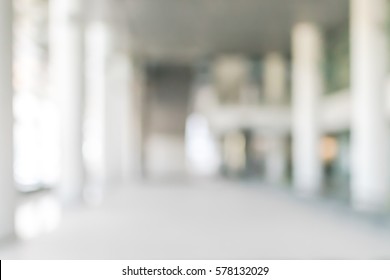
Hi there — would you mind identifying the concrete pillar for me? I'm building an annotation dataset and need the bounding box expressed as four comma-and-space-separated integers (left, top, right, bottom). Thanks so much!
105, 40, 141, 184
50, 0, 85, 203
263, 52, 288, 185
112, 52, 139, 183
104, 38, 126, 185
291, 22, 324, 195
0, 0, 15, 238
126, 61, 144, 181
350, 0, 390, 211
264, 135, 287, 185
85, 17, 141, 188
85, 21, 112, 187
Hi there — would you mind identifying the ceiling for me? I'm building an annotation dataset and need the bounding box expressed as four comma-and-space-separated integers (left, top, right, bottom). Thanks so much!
120, 0, 349, 62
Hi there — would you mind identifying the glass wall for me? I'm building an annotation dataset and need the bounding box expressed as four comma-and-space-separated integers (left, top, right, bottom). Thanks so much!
325, 21, 350, 94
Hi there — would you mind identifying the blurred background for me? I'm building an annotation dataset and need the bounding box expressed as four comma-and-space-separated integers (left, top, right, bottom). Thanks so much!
1, 0, 390, 259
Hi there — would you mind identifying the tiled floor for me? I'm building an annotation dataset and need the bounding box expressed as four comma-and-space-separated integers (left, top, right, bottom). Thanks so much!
1, 179, 390, 259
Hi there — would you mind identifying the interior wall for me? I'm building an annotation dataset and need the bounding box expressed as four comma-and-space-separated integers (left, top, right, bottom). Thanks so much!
143, 64, 193, 178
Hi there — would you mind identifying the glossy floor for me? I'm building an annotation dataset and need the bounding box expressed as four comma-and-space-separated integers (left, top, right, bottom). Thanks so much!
1, 179, 390, 259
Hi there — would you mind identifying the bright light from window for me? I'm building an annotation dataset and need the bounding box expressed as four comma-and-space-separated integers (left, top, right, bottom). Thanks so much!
185, 113, 221, 176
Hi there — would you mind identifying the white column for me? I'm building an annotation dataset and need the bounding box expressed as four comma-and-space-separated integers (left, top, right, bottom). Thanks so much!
120, 56, 143, 182
104, 46, 124, 185
50, 0, 85, 202
85, 19, 141, 188
350, 0, 390, 211
264, 135, 287, 185
105, 43, 137, 184
0, 0, 15, 238
85, 21, 111, 187
263, 52, 288, 185
292, 22, 324, 195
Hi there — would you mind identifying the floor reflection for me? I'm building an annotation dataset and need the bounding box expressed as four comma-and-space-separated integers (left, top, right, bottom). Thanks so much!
15, 192, 61, 240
